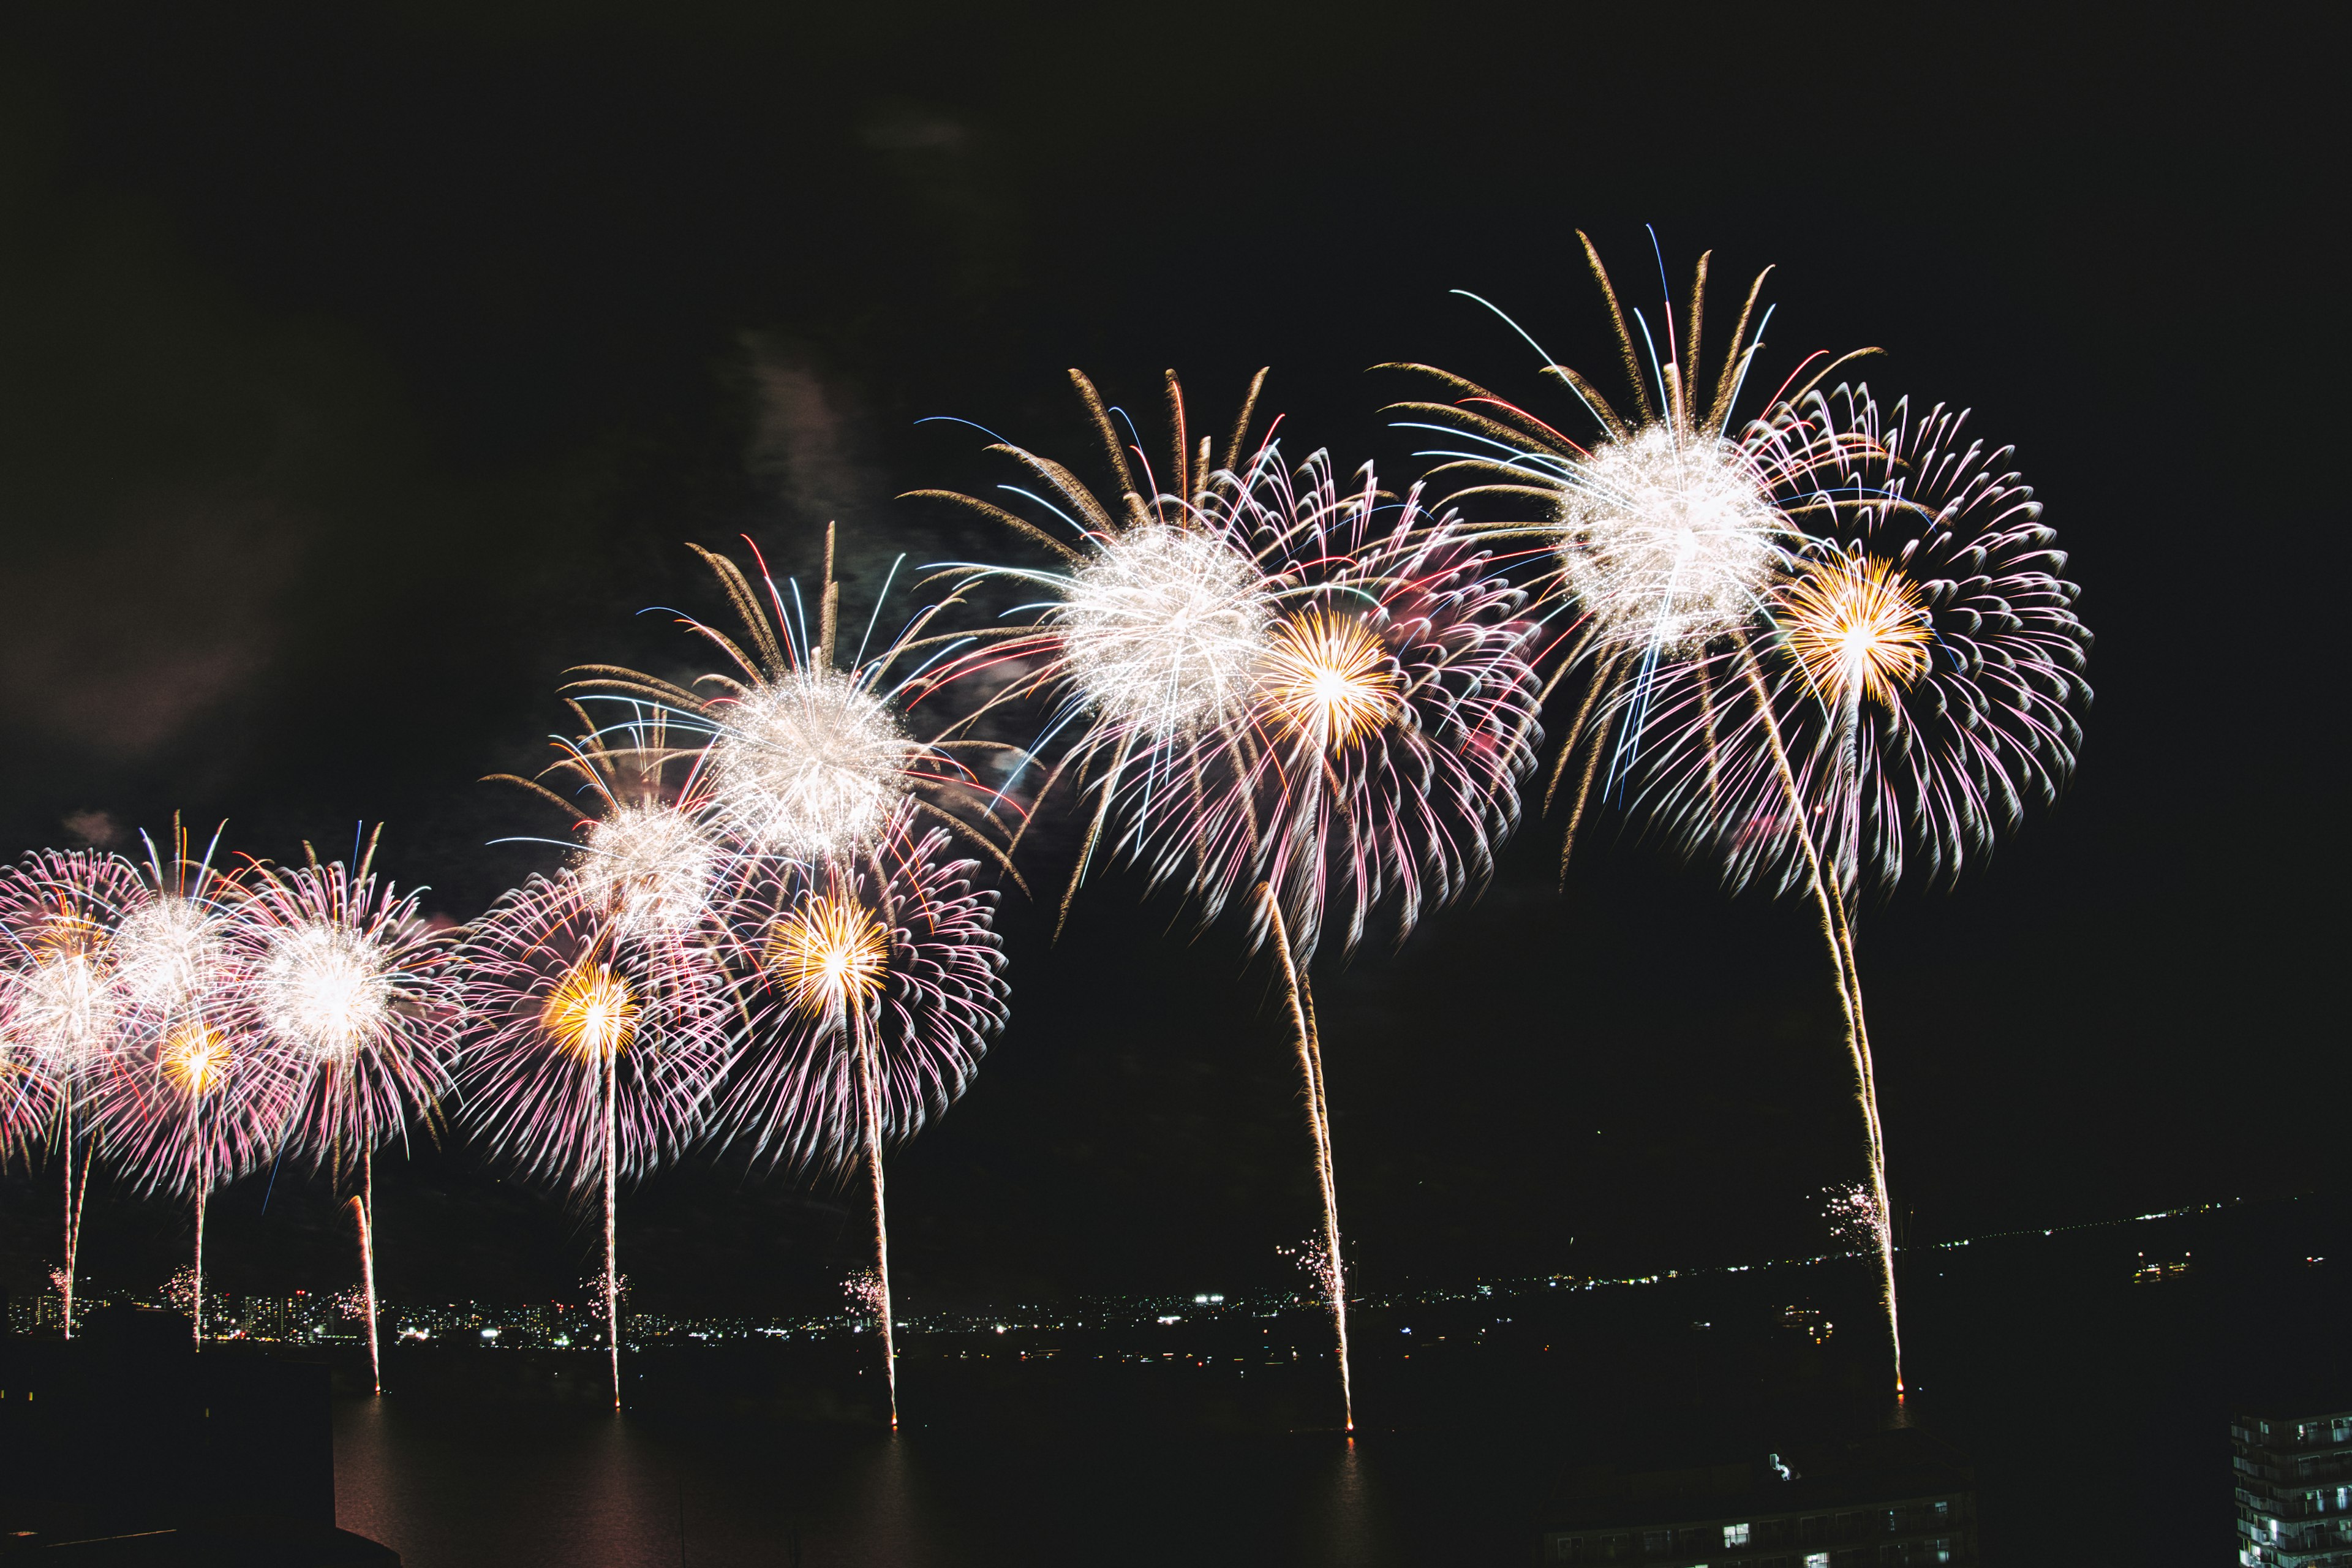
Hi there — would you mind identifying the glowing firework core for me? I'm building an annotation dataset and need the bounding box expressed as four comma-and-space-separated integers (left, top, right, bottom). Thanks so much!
15, 922, 116, 1069
1261, 612, 1401, 753
707, 671, 914, 859
766, 895, 889, 1021
1781, 554, 1932, 707
262, 923, 393, 1059
113, 897, 217, 1013
1057, 524, 1273, 740
576, 805, 714, 937
541, 964, 638, 1061
160, 1022, 232, 1098
1557, 425, 1787, 650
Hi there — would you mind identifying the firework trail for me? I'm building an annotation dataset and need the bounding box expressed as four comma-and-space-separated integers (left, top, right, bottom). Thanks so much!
236, 827, 463, 1393
712, 820, 1008, 1427
1386, 236, 1915, 1385
922, 380, 1543, 1428
461, 871, 731, 1408
1, 843, 197, 1338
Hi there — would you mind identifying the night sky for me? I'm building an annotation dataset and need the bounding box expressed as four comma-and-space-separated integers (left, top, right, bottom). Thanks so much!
0, 5, 2333, 1320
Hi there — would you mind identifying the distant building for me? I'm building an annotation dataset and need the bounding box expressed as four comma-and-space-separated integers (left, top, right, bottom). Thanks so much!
1542, 1426, 1975, 1565
2234, 1408, 2352, 1567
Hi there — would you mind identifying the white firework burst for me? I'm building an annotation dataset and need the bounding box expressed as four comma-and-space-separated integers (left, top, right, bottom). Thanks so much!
705, 669, 917, 860
13, 948, 119, 1073
1054, 523, 1275, 742
111, 895, 224, 1015
573, 804, 716, 938
1556, 424, 1792, 654
259, 922, 394, 1061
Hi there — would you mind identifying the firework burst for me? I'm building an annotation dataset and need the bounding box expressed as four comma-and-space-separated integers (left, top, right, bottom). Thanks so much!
2, 844, 195, 1337
910, 368, 1280, 928
1386, 238, 1928, 1390
713, 821, 1008, 1427
1187, 451, 1544, 965
490, 706, 725, 946
571, 532, 1018, 885
236, 829, 462, 1392
924, 379, 1542, 1431
460, 871, 729, 1406
1631, 388, 2094, 902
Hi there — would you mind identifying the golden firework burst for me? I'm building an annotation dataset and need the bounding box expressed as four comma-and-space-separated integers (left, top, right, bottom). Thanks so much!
540, 963, 638, 1061
764, 895, 889, 1020
1781, 554, 1932, 707
1260, 611, 1401, 753
160, 1021, 232, 1098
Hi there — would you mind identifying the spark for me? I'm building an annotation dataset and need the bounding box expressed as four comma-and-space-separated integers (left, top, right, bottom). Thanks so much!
159, 1020, 233, 1098
11, 944, 118, 1072
112, 897, 221, 1015
1824, 1182, 1890, 1257
845, 1267, 888, 1323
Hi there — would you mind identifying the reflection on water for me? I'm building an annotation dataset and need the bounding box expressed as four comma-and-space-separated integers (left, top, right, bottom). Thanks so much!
1306, 1440, 1400, 1568
333, 1397, 1525, 1567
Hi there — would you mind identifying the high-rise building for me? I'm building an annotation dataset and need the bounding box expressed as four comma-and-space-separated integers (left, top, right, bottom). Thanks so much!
2234, 1408, 2352, 1567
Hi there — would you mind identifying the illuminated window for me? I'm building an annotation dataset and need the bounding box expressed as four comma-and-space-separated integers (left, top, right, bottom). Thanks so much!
1722, 1523, 1750, 1547
1806, 1555, 1829, 1568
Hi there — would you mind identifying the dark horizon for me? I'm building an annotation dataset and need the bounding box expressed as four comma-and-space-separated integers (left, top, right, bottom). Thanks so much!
0, 4, 2334, 1327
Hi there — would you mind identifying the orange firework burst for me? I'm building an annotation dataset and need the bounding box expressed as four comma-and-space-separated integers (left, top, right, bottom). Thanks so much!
540, 963, 638, 1061
764, 894, 889, 1021
1779, 553, 1931, 708
159, 1021, 232, 1098
1260, 611, 1401, 754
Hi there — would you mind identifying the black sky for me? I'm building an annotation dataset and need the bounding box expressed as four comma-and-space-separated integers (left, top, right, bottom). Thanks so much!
0, 2, 2337, 1317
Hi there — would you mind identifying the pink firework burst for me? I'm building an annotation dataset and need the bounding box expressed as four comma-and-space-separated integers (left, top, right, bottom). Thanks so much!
238, 832, 464, 1166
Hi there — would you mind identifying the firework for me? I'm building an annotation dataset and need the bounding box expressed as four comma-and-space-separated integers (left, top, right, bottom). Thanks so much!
236, 829, 462, 1392
88, 895, 301, 1351
1387, 238, 1919, 1389
1634, 388, 2094, 903
1, 846, 159, 1337
571, 531, 1017, 884
921, 375, 1545, 1429
1823, 1182, 1888, 1259
924, 380, 1543, 1431
910, 369, 1278, 929
1384, 236, 1877, 855
713, 821, 1008, 1427
461, 870, 730, 1407
1191, 452, 1543, 964
490, 705, 729, 968
1054, 521, 1276, 745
